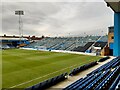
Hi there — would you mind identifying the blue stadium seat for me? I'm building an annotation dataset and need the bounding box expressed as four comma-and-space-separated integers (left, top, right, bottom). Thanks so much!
85, 69, 110, 90
98, 56, 110, 62
25, 73, 68, 90
95, 66, 120, 90
69, 61, 97, 76
64, 57, 120, 90
109, 74, 120, 90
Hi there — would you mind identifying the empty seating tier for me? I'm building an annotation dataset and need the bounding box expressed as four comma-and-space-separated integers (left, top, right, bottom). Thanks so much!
24, 36, 100, 51
64, 57, 120, 90
109, 74, 120, 90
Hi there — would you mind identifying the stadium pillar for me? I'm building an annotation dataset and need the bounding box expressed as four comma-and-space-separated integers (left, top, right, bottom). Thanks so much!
113, 13, 120, 56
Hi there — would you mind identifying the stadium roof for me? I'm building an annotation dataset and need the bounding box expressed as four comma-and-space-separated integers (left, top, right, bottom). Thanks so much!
0, 37, 28, 40
105, 0, 120, 12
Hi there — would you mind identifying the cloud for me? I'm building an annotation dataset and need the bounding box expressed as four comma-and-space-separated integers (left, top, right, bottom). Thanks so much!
2, 0, 105, 2
2, 2, 113, 37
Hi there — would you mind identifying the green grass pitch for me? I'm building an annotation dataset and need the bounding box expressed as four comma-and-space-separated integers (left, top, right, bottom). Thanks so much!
2, 49, 101, 88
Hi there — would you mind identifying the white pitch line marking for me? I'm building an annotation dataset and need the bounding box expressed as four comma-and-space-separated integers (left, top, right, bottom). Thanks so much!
7, 64, 78, 89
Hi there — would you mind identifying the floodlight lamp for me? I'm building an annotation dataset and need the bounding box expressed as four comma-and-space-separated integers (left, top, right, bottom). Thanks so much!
15, 10, 24, 15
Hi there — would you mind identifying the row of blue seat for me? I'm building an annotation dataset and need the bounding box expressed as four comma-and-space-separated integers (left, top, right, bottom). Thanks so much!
69, 56, 111, 76
85, 69, 111, 90
67, 73, 98, 90
112, 59, 120, 68
116, 80, 120, 90
63, 57, 120, 90
95, 65, 120, 90
64, 66, 120, 90
76, 72, 101, 90
87, 57, 120, 76
109, 74, 120, 90
98, 56, 110, 62
64, 70, 110, 90
25, 73, 68, 90
69, 61, 98, 76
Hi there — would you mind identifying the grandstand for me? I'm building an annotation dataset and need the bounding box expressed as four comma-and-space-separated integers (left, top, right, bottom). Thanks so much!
24, 35, 108, 56
25, 36, 99, 49
0, 36, 30, 49
1, 35, 108, 56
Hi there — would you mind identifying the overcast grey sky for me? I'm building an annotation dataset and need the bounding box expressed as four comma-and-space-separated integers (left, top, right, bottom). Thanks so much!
1, 1, 114, 37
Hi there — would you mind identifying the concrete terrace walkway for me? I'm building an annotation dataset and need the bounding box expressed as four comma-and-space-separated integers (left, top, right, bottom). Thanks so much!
48, 56, 115, 90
